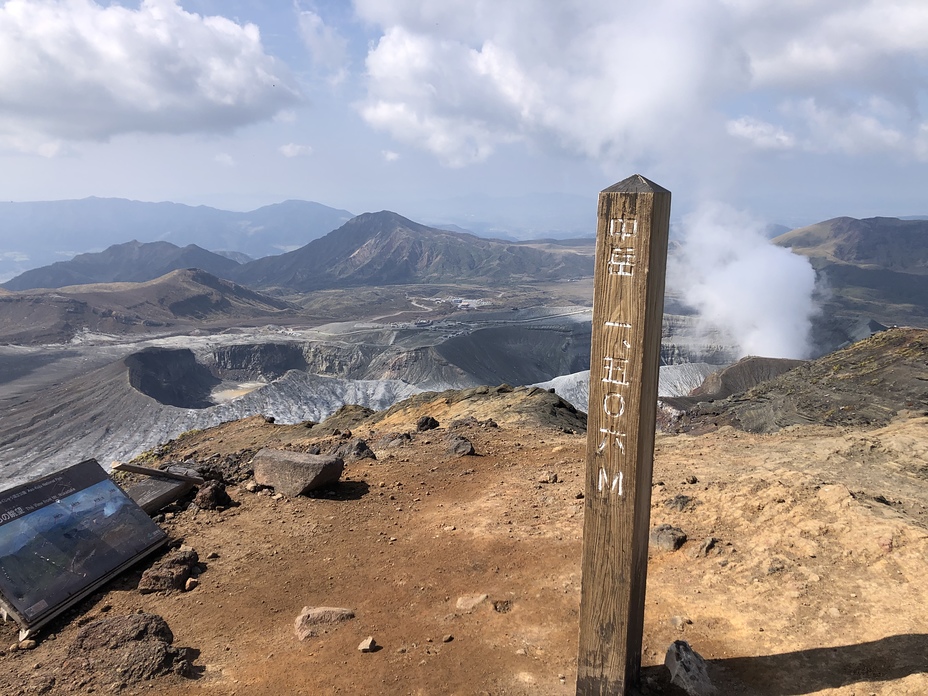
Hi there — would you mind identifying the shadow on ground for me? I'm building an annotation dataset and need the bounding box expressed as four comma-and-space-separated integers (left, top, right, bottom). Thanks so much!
711, 634, 928, 694
639, 634, 928, 695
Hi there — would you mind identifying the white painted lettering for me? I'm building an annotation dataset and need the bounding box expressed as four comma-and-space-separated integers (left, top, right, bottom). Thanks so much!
597, 428, 627, 454
597, 467, 624, 496
602, 356, 630, 386
607, 247, 635, 276
609, 218, 638, 241
603, 392, 626, 418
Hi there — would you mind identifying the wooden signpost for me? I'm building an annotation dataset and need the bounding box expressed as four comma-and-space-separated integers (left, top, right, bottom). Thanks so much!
576, 175, 671, 694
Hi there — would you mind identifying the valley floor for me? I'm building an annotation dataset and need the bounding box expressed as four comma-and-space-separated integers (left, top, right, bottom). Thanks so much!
2, 406, 927, 695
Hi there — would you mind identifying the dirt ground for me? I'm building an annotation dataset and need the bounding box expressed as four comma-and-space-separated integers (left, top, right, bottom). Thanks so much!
1, 398, 927, 695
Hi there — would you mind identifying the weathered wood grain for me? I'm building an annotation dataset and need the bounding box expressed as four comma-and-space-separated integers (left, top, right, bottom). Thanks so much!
577, 175, 671, 694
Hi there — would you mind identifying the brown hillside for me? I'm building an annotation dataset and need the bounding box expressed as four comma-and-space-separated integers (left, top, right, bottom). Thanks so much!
0, 269, 301, 343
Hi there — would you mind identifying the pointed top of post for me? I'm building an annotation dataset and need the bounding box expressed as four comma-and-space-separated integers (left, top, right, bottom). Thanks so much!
601, 175, 669, 194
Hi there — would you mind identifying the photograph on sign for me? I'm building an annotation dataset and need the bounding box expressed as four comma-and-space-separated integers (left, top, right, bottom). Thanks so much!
0, 459, 167, 629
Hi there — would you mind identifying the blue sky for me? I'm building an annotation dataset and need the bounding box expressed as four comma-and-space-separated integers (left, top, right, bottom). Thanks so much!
1, 0, 927, 231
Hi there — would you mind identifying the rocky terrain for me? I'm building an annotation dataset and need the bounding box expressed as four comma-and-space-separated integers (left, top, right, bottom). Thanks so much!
664, 328, 928, 434
0, 331, 926, 695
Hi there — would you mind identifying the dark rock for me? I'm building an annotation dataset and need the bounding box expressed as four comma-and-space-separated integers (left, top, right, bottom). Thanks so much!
417, 415, 440, 431
664, 640, 717, 695
650, 524, 687, 552
193, 451, 256, 485
447, 435, 475, 456
263, 415, 275, 424
252, 448, 344, 496
193, 480, 232, 510
330, 437, 376, 463
665, 494, 693, 511
138, 548, 199, 594
492, 599, 512, 614
66, 613, 192, 685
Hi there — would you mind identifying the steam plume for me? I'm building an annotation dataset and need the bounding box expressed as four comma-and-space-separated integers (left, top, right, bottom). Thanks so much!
667, 203, 816, 359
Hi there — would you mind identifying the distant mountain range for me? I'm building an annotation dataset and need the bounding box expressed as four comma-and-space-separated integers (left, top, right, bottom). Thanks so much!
0, 197, 354, 282
232, 211, 594, 291
773, 216, 928, 332
2, 211, 595, 294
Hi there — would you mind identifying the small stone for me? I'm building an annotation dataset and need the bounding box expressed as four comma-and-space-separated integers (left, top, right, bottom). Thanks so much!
665, 494, 692, 511
184, 578, 199, 592
358, 636, 377, 653
538, 472, 558, 484
665, 640, 717, 695
447, 435, 475, 456
686, 475, 699, 484
442, 634, 453, 643
693, 537, 719, 558
492, 600, 513, 613
294, 607, 355, 641
456, 594, 488, 612
515, 648, 527, 656
19, 640, 37, 650
206, 551, 220, 560
194, 480, 232, 510
650, 524, 687, 552
244, 481, 259, 493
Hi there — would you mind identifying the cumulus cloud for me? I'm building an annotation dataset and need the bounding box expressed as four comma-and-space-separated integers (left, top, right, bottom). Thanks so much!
666, 203, 817, 360
381, 149, 400, 162
355, 0, 928, 166
279, 143, 313, 157
298, 8, 349, 84
0, 0, 300, 154
358, 2, 747, 166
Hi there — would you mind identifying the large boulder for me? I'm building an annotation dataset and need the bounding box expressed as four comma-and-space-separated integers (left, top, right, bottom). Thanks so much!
252, 449, 344, 496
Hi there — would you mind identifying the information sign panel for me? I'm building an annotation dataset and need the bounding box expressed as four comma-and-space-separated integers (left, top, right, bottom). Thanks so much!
0, 459, 167, 633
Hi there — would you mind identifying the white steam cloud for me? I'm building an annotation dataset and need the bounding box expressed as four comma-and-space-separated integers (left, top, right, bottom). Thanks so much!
667, 203, 817, 360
